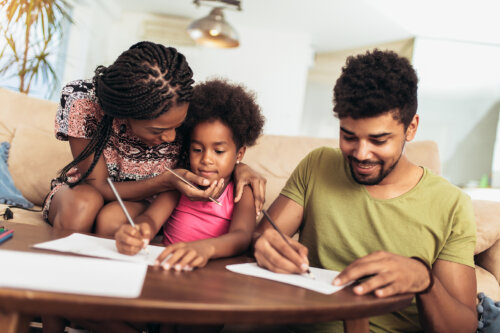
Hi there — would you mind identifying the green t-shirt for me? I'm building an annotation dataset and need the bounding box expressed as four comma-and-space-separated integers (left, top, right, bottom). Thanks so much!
281, 147, 476, 333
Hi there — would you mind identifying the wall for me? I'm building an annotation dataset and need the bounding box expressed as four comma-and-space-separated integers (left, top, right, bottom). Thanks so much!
61, 4, 314, 136
412, 38, 500, 185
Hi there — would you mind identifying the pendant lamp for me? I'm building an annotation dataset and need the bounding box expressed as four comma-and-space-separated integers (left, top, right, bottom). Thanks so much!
187, 7, 239, 48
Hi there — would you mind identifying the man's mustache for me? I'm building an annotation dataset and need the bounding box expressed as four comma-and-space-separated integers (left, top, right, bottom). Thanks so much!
348, 156, 383, 167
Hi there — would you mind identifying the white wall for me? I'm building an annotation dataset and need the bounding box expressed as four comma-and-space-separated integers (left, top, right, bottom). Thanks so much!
62, 4, 314, 136
412, 38, 500, 185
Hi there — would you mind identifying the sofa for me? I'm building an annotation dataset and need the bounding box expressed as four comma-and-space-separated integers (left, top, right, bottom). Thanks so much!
1, 87, 500, 301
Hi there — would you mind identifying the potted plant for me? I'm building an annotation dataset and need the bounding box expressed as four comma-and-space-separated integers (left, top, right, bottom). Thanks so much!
0, 0, 73, 95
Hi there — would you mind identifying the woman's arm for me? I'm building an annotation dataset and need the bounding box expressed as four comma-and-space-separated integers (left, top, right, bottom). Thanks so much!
115, 191, 179, 255
233, 163, 267, 216
155, 186, 256, 270
69, 137, 226, 202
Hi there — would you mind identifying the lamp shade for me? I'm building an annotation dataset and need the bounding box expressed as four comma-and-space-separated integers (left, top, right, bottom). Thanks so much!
187, 7, 239, 48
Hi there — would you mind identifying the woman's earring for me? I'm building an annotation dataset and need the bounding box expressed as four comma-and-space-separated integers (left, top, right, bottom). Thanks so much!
236, 160, 240, 164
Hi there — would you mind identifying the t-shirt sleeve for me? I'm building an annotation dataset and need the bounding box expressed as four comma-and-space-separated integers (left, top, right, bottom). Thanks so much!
55, 80, 102, 141
437, 192, 476, 268
280, 148, 321, 207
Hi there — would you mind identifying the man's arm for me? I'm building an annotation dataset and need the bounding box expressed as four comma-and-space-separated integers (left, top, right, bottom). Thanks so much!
334, 254, 477, 333
417, 259, 477, 333
253, 195, 310, 274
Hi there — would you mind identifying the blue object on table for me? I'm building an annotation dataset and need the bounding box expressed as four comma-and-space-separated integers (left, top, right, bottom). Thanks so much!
0, 142, 34, 208
477, 292, 500, 332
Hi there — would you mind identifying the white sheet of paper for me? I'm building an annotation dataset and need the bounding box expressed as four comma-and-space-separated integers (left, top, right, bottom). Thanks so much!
33, 233, 165, 265
226, 263, 348, 295
0, 249, 146, 298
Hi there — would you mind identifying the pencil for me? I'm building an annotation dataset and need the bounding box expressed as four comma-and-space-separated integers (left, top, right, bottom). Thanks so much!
262, 209, 315, 279
163, 165, 222, 206
106, 177, 149, 253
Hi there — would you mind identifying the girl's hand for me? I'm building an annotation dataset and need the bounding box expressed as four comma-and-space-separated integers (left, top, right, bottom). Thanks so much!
115, 223, 151, 255
163, 168, 226, 201
154, 242, 215, 271
233, 163, 267, 216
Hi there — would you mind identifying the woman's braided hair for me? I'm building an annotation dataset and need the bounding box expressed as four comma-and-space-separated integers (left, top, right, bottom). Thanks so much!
58, 41, 194, 187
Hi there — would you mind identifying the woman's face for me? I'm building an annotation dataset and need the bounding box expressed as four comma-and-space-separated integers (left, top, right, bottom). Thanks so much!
127, 103, 188, 146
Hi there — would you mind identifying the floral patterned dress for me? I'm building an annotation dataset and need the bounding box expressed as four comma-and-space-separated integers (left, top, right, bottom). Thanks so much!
42, 79, 183, 222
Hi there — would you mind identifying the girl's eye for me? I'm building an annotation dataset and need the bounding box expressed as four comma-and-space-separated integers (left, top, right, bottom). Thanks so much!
343, 136, 356, 142
191, 148, 202, 153
215, 150, 225, 154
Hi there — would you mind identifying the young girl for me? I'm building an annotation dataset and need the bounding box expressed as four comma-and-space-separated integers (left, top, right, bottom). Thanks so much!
115, 78, 265, 271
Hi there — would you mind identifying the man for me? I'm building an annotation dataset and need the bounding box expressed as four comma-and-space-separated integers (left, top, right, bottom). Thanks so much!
253, 50, 477, 332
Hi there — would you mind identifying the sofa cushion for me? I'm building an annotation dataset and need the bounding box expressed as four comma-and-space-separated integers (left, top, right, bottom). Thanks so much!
473, 200, 500, 255
0, 142, 34, 208
476, 265, 500, 301
9, 125, 72, 206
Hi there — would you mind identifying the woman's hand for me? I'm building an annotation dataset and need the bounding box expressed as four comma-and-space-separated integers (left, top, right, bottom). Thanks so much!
154, 242, 215, 271
115, 223, 151, 255
163, 168, 226, 201
233, 163, 267, 216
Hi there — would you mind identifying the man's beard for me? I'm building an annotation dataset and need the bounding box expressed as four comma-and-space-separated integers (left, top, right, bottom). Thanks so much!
348, 151, 403, 185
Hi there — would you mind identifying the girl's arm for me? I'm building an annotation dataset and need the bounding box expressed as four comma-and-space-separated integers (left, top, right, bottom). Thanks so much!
68, 137, 226, 202
115, 191, 179, 255
156, 186, 256, 270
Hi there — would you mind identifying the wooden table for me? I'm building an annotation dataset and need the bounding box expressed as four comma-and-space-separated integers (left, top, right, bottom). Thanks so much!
0, 222, 413, 333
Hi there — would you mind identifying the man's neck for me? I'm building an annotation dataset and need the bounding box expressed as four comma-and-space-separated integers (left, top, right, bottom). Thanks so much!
364, 157, 424, 200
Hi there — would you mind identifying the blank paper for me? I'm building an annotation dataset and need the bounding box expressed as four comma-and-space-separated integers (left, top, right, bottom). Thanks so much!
0, 249, 147, 298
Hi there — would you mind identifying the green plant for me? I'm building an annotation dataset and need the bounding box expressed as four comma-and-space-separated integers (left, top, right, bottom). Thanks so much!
0, 0, 73, 95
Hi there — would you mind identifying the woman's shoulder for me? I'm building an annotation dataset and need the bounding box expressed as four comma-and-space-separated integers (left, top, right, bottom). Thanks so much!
56, 79, 102, 140
60, 79, 97, 107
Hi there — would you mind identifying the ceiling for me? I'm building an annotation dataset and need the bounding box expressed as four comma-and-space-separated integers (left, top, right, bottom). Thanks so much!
119, 0, 500, 52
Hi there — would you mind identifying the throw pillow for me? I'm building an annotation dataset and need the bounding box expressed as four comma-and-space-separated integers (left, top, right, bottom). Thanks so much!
477, 292, 500, 332
0, 141, 34, 208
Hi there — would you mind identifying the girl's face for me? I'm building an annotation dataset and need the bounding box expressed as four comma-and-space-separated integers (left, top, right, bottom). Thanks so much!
127, 103, 188, 147
189, 119, 245, 184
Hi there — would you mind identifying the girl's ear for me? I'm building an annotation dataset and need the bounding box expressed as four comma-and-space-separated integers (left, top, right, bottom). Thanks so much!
236, 146, 246, 164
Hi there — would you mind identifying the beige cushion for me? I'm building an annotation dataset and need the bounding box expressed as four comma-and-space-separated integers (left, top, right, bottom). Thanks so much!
9, 125, 72, 206
476, 265, 500, 301
473, 200, 500, 254
243, 135, 339, 210
0, 88, 57, 133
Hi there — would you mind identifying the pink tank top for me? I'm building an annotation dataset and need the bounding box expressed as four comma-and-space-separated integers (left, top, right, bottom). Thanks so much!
163, 182, 235, 245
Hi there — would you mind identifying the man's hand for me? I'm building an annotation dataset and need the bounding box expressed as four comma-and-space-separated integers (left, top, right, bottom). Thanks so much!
115, 223, 151, 255
333, 251, 432, 297
233, 163, 266, 216
254, 229, 310, 274
163, 168, 226, 201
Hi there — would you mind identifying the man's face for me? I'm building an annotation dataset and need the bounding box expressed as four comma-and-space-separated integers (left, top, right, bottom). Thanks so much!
339, 112, 416, 186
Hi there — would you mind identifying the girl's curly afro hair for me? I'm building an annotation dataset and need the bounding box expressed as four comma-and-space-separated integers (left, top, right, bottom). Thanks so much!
183, 78, 265, 149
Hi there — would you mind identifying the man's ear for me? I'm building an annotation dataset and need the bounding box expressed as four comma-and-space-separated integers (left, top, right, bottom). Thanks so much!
236, 146, 246, 164
405, 114, 419, 141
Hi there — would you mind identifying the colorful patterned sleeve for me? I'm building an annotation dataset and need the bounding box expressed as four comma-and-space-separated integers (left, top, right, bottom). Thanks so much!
55, 79, 103, 141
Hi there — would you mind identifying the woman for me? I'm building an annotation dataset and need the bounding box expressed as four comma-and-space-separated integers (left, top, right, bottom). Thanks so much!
43, 41, 266, 236
42, 41, 266, 333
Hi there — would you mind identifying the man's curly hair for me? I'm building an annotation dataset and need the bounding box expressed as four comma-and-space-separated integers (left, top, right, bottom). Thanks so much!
333, 49, 418, 129
182, 78, 265, 149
